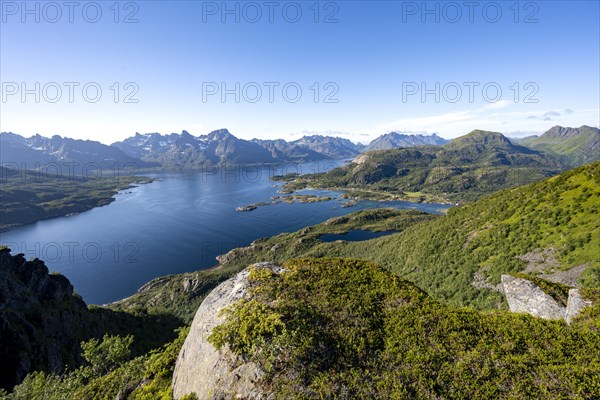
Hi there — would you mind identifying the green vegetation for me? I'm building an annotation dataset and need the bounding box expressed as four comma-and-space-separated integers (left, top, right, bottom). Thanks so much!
5, 328, 189, 400
0, 166, 151, 231
209, 258, 600, 399
274, 130, 564, 203
236, 194, 333, 211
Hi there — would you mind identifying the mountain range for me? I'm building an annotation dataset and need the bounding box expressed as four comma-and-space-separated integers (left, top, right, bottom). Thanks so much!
2, 126, 598, 173
111, 130, 367, 167
280, 129, 568, 202
0, 132, 157, 175
364, 131, 448, 151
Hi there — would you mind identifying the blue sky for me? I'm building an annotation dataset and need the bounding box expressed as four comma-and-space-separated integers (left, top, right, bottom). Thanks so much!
1, 0, 599, 144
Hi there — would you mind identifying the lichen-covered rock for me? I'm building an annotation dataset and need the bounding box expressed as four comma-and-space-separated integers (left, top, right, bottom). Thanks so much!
501, 275, 566, 320
172, 262, 283, 400
565, 289, 593, 324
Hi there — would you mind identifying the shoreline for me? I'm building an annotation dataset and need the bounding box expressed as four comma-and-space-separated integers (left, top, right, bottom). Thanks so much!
0, 177, 153, 233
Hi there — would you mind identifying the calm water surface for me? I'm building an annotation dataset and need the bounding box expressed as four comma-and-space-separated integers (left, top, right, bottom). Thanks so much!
318, 230, 398, 243
0, 161, 450, 304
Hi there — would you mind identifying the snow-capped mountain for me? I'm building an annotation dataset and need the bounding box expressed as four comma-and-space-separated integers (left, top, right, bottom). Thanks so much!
365, 132, 448, 151
113, 130, 366, 168
0, 132, 156, 173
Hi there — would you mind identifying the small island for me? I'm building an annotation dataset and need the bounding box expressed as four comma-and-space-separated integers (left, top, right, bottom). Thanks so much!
235, 194, 332, 211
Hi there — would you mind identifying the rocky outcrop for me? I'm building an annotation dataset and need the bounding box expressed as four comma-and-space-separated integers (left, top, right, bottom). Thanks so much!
501, 275, 566, 320
172, 262, 283, 399
0, 248, 92, 390
501, 275, 592, 324
565, 289, 593, 325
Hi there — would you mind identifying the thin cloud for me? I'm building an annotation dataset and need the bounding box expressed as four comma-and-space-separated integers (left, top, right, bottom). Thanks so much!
543, 111, 561, 117
481, 100, 511, 111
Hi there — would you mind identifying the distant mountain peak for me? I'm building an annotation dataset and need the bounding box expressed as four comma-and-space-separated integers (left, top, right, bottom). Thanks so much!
207, 129, 234, 141
542, 125, 596, 138
365, 131, 448, 151
459, 129, 512, 144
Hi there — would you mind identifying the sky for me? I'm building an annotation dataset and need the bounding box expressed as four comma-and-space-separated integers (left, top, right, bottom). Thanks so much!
1, 0, 599, 144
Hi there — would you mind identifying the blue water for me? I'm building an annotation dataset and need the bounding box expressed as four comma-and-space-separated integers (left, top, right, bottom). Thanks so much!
0, 161, 450, 304
318, 230, 398, 243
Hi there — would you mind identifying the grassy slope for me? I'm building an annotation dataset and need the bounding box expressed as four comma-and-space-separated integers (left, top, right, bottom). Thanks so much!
0, 167, 151, 231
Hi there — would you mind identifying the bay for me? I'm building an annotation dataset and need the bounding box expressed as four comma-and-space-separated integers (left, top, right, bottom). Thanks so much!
0, 161, 450, 304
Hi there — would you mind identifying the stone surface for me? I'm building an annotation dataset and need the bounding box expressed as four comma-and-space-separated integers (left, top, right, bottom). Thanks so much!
172, 262, 283, 400
565, 289, 593, 324
501, 275, 566, 320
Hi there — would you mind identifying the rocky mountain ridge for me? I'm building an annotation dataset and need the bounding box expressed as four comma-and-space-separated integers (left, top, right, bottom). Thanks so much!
364, 131, 448, 151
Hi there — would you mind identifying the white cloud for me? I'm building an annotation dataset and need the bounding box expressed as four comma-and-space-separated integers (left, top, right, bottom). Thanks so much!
480, 100, 512, 111
367, 106, 599, 140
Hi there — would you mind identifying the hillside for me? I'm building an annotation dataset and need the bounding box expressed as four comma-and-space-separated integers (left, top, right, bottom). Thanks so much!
0, 248, 182, 391
520, 125, 600, 167
195, 258, 600, 399
0, 166, 150, 231
276, 130, 565, 202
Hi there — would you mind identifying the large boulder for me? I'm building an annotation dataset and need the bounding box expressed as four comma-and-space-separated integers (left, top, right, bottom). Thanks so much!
501, 275, 565, 320
501, 275, 592, 324
172, 263, 283, 400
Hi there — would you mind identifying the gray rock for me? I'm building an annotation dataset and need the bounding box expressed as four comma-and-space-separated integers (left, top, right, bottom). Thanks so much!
565, 289, 592, 324
501, 275, 594, 324
172, 262, 284, 399
501, 275, 566, 320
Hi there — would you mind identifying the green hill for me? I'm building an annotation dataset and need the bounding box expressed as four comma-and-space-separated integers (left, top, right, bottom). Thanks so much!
520, 125, 600, 167
275, 130, 565, 202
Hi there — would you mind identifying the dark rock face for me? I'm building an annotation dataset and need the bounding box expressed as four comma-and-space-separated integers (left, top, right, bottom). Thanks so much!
0, 248, 92, 390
